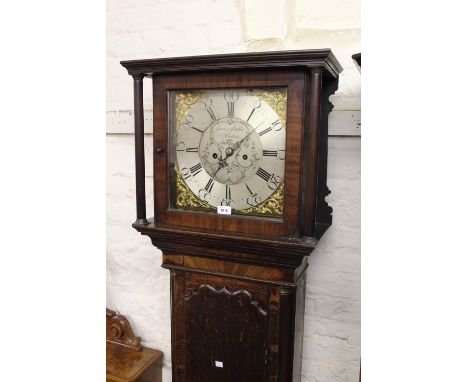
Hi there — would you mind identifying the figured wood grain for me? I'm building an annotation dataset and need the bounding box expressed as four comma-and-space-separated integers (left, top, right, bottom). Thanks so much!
106, 343, 162, 382
162, 254, 308, 285
153, 70, 305, 237
302, 69, 322, 237
182, 256, 290, 283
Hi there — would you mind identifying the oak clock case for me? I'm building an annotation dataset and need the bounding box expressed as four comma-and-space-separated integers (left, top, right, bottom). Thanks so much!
121, 50, 342, 382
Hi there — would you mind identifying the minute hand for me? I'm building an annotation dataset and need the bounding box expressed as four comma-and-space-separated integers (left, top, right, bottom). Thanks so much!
230, 129, 256, 152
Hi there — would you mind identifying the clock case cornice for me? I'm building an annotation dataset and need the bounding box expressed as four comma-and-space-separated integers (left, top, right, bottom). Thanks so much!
120, 49, 342, 79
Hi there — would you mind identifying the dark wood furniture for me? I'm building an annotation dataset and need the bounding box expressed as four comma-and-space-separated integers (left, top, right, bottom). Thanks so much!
352, 53, 361, 72
106, 308, 163, 382
121, 50, 342, 382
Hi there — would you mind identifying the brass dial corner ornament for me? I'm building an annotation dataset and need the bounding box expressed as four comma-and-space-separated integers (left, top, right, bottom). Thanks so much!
172, 88, 287, 218
175, 166, 216, 211
175, 92, 204, 140
248, 89, 287, 128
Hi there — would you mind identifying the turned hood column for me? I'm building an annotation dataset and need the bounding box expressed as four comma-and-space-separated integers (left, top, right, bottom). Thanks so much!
302, 69, 323, 237
132, 73, 149, 225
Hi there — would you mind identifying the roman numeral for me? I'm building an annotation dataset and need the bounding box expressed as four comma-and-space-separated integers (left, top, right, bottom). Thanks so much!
225, 185, 232, 199
190, 163, 203, 177
257, 120, 282, 136
263, 150, 277, 157
191, 126, 204, 134
246, 99, 261, 122
245, 183, 254, 195
258, 126, 272, 137
206, 107, 217, 121
204, 178, 214, 193
256, 167, 271, 182
227, 102, 234, 117
246, 108, 256, 122
177, 144, 199, 153
181, 168, 191, 179
271, 119, 282, 131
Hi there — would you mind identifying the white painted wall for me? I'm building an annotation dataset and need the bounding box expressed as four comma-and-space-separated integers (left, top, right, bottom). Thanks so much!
107, 1, 360, 381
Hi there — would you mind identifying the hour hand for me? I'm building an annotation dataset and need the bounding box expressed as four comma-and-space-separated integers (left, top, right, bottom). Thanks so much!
214, 161, 223, 175
214, 154, 226, 175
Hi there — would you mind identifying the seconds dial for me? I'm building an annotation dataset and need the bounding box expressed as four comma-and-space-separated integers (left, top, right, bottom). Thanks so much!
176, 89, 286, 211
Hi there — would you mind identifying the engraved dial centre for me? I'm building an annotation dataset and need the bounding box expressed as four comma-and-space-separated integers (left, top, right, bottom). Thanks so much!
199, 117, 262, 185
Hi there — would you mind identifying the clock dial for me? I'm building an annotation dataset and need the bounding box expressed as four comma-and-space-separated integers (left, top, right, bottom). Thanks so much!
172, 88, 286, 214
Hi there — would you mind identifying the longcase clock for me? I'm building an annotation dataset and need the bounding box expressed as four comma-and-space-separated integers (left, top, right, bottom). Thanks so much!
121, 50, 342, 382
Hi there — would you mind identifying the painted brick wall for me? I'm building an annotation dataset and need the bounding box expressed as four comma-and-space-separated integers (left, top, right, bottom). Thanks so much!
107, 1, 360, 381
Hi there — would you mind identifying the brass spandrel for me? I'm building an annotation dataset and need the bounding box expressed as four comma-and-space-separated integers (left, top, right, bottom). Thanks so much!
175, 91, 204, 139
238, 181, 284, 217
175, 166, 215, 211
173, 88, 286, 217
248, 89, 287, 128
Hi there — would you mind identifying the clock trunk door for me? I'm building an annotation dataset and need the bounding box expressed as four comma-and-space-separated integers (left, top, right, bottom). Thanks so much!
173, 271, 276, 382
